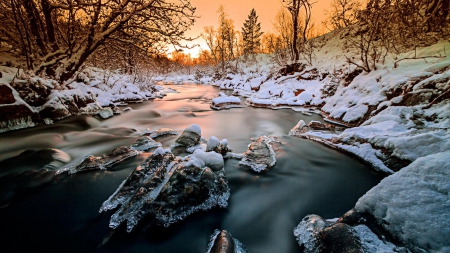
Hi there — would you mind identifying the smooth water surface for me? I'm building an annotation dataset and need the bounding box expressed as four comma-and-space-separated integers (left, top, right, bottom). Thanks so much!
0, 84, 384, 253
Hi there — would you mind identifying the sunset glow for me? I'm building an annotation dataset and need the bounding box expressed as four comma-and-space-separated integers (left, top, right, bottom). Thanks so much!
179, 0, 335, 57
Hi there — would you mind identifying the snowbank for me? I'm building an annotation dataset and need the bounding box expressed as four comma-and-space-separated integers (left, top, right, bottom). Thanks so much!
355, 150, 450, 252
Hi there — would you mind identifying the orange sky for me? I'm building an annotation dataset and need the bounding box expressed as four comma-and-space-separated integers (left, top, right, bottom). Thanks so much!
177, 0, 335, 57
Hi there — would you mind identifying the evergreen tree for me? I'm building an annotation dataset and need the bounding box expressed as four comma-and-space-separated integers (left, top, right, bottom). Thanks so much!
242, 8, 264, 55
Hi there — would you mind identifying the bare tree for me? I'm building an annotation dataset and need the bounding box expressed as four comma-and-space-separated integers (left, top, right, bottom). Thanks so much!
0, 0, 197, 82
282, 0, 314, 62
323, 0, 362, 31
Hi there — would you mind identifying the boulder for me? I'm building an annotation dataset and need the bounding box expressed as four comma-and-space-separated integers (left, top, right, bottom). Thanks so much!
239, 136, 277, 172
100, 148, 230, 232
308, 120, 328, 130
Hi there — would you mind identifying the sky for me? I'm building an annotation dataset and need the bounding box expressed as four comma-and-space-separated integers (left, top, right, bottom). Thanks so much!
176, 0, 335, 57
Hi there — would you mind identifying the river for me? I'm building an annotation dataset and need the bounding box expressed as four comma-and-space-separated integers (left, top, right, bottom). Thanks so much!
0, 84, 384, 253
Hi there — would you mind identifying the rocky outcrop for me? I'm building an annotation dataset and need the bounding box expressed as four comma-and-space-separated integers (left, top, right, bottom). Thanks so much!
206, 229, 248, 253
56, 146, 141, 175
0, 83, 39, 133
100, 148, 230, 232
239, 136, 278, 172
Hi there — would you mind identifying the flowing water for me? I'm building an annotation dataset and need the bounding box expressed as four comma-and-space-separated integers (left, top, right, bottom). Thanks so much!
0, 84, 384, 253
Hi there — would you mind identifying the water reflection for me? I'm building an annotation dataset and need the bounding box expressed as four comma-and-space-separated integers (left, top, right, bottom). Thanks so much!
0, 84, 384, 253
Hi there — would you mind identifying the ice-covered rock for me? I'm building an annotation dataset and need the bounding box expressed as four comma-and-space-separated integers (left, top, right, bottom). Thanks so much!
172, 124, 202, 148
0, 83, 39, 133
308, 120, 328, 130
100, 148, 230, 232
239, 136, 278, 172
294, 215, 363, 253
206, 136, 233, 156
43, 118, 54, 124
98, 108, 114, 119
142, 128, 178, 138
289, 120, 308, 136
211, 92, 243, 110
129, 136, 162, 151
206, 229, 248, 253
57, 146, 140, 175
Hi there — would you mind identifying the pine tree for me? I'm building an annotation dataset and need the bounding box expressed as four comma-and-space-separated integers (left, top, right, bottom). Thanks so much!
242, 8, 264, 55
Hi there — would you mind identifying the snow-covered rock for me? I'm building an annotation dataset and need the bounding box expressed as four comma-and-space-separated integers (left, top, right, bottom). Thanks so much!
100, 149, 230, 231
211, 92, 243, 110
172, 124, 202, 148
354, 150, 450, 253
97, 108, 114, 119
239, 136, 278, 172
206, 136, 233, 156
0, 83, 38, 133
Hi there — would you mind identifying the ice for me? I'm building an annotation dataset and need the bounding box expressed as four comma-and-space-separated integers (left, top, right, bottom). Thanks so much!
353, 225, 399, 253
293, 214, 330, 253
97, 108, 114, 119
355, 150, 450, 252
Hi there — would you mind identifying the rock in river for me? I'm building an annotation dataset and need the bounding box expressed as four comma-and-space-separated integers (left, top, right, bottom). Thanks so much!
172, 124, 202, 148
57, 146, 141, 175
206, 229, 248, 253
100, 148, 230, 232
210, 92, 243, 110
239, 136, 278, 172
130, 136, 162, 151
206, 136, 233, 156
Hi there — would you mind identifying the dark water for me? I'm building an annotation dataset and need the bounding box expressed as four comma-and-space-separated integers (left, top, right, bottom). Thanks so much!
0, 84, 384, 253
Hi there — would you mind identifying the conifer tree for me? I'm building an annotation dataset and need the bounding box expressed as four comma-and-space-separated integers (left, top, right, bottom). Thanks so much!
242, 8, 264, 55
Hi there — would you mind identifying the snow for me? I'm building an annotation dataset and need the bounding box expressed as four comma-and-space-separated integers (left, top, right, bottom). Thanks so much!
185, 150, 224, 171
353, 225, 399, 253
293, 215, 329, 253
355, 150, 450, 253
184, 123, 201, 135
206, 136, 220, 151
212, 92, 241, 104
153, 147, 171, 156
